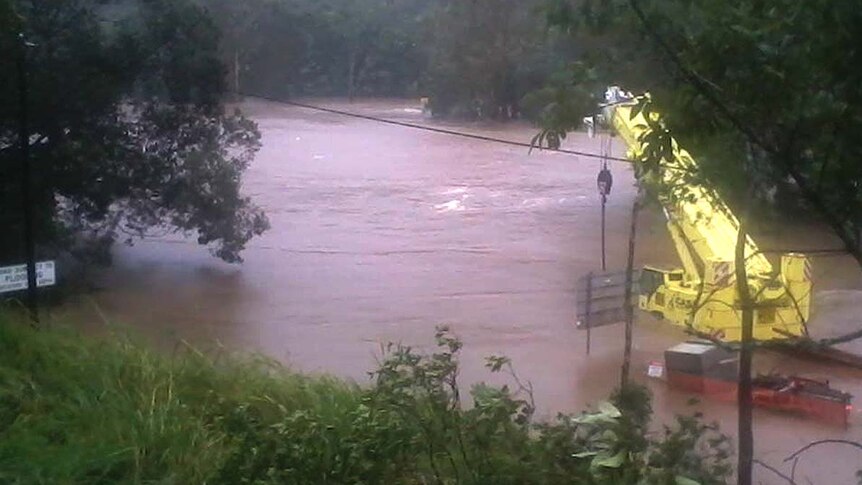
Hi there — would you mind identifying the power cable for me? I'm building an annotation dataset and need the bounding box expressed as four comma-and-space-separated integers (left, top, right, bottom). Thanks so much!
238, 92, 635, 164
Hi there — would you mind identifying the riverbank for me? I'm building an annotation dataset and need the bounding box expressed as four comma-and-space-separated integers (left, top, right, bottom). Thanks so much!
0, 314, 731, 484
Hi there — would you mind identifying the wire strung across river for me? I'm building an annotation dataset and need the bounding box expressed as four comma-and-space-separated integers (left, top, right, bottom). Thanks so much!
239, 92, 634, 164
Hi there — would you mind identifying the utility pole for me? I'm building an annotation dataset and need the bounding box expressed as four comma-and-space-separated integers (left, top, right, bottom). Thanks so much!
735, 188, 755, 485
17, 32, 39, 324
620, 196, 640, 386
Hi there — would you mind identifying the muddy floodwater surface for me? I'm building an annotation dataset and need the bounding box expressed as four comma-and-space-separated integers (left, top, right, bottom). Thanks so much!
61, 99, 862, 483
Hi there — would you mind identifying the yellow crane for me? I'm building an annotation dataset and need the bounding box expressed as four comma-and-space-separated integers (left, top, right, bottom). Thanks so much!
599, 87, 812, 342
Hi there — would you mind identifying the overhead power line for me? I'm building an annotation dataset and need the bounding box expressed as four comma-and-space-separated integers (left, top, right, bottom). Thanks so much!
239, 92, 635, 164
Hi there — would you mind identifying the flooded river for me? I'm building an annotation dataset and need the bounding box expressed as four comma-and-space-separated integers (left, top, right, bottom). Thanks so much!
60, 98, 862, 483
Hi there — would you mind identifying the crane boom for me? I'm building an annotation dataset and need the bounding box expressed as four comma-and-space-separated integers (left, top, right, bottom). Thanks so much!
600, 87, 812, 342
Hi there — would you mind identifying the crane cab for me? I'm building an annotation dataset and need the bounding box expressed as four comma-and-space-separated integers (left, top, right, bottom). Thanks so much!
637, 258, 811, 341
638, 266, 697, 324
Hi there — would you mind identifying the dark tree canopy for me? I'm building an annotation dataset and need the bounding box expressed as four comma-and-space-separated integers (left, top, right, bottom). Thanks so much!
199, 0, 578, 119
424, 0, 572, 119
537, 0, 862, 262
202, 0, 432, 100
0, 0, 268, 266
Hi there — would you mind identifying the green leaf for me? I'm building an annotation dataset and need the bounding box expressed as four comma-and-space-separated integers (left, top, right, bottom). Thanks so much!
572, 412, 616, 425
592, 450, 625, 468
571, 450, 598, 459
597, 401, 621, 418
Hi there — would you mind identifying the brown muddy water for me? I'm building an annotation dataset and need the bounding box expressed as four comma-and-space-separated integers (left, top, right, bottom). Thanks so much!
57, 98, 862, 483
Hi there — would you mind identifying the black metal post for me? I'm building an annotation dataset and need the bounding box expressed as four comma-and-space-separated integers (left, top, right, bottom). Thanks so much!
592, 137, 613, 357
17, 34, 39, 324
597, 144, 612, 274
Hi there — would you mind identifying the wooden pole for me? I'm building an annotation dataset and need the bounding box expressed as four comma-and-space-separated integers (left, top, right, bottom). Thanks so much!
736, 193, 754, 485
17, 34, 38, 324
621, 197, 640, 386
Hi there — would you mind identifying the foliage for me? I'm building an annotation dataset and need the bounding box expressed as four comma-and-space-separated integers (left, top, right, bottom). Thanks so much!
200, 0, 578, 120
422, 0, 563, 119
0, 311, 349, 483
0, 314, 731, 484
201, 0, 430, 99
0, 0, 268, 266
427, 0, 576, 119
537, 0, 862, 244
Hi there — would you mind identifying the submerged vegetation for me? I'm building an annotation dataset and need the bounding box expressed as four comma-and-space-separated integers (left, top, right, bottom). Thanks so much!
0, 314, 730, 484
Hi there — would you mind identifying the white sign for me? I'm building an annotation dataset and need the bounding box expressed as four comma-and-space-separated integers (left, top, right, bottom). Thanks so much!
0, 261, 56, 294
647, 360, 664, 379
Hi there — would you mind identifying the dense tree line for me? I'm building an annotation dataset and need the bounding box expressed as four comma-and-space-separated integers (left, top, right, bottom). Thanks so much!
201, 0, 577, 119
202, 0, 427, 100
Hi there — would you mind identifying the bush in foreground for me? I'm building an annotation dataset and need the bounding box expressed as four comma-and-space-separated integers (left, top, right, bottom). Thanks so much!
0, 316, 730, 484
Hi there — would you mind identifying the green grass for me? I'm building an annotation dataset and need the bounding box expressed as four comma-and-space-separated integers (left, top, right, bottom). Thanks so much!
0, 314, 360, 484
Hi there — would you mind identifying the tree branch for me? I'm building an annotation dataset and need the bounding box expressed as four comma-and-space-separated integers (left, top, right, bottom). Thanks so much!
784, 439, 862, 463
818, 328, 862, 347
754, 459, 799, 485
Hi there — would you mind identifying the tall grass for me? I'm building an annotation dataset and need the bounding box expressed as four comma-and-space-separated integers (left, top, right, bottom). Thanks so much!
0, 314, 359, 484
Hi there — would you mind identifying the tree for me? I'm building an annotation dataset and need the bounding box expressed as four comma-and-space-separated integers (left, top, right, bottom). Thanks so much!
424, 0, 572, 119
0, 0, 268, 266
199, 0, 316, 99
